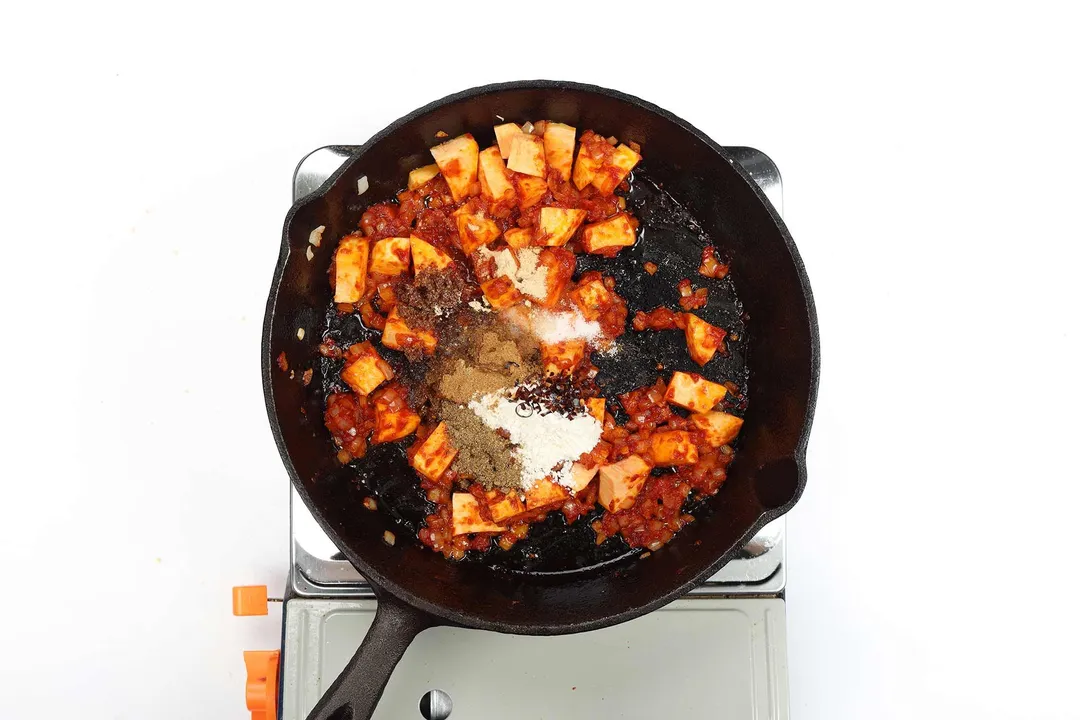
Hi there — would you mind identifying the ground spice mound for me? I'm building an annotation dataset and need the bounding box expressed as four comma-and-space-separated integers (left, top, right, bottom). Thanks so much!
429, 325, 539, 404
441, 403, 522, 491
427, 321, 542, 489
475, 331, 535, 383
396, 266, 466, 330
437, 359, 514, 405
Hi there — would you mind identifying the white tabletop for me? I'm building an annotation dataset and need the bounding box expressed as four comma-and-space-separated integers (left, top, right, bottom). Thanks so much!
1, 2, 1078, 718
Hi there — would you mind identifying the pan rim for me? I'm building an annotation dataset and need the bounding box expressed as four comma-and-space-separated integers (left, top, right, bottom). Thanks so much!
262, 79, 820, 634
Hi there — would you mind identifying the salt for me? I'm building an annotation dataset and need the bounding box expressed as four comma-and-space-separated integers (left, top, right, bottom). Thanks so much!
530, 309, 602, 344
469, 389, 602, 489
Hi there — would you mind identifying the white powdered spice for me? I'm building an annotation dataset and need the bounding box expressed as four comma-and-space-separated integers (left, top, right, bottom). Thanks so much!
530, 308, 601, 343
469, 390, 602, 489
514, 248, 548, 299
482, 246, 517, 279
477, 246, 549, 300
468, 299, 491, 313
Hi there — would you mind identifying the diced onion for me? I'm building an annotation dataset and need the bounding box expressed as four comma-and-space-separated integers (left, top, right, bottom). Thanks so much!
357, 176, 369, 195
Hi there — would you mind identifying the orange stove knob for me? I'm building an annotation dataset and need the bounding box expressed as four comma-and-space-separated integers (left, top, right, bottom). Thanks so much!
243, 650, 279, 720
232, 585, 269, 616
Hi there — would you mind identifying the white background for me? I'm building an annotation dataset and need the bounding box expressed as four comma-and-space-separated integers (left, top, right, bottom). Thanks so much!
1, 1, 1078, 718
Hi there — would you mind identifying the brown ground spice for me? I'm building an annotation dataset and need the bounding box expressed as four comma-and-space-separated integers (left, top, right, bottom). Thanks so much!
435, 331, 533, 403
396, 267, 466, 331
428, 323, 539, 401
475, 332, 522, 371
441, 403, 522, 491
437, 360, 513, 405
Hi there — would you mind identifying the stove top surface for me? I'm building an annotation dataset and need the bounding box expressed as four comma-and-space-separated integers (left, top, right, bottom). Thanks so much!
280, 597, 789, 720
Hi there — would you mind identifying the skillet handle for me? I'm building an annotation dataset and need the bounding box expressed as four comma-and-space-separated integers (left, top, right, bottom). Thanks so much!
305, 590, 438, 720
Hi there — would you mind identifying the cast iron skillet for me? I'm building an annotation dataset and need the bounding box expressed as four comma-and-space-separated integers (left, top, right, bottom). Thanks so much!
263, 80, 819, 720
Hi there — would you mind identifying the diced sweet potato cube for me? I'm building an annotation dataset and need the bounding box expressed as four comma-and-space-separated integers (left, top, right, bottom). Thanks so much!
582, 213, 636, 255
541, 339, 586, 375
503, 227, 533, 249
493, 122, 522, 159
569, 279, 612, 320
685, 314, 727, 366
599, 455, 651, 512
411, 423, 458, 482
485, 490, 527, 524
525, 477, 570, 511
514, 175, 548, 209
567, 462, 599, 494
537, 207, 587, 247
478, 146, 515, 203
369, 237, 411, 276
543, 122, 576, 181
664, 371, 727, 412
592, 143, 641, 195
690, 411, 744, 448
382, 307, 437, 355
372, 388, 421, 444
536, 248, 575, 307
572, 131, 608, 190
376, 283, 398, 310
333, 233, 370, 303
573, 153, 600, 190
340, 341, 394, 395
454, 208, 501, 255
480, 275, 524, 310
650, 430, 699, 466
507, 133, 546, 177
373, 408, 420, 444
452, 493, 505, 535
585, 398, 606, 424
407, 164, 440, 190
429, 134, 479, 202
410, 235, 453, 272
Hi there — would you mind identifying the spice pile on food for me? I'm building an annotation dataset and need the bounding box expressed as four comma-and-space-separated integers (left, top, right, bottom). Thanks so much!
314, 120, 745, 560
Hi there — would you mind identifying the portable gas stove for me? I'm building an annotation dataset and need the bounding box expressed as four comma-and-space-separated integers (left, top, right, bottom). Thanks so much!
236, 145, 790, 720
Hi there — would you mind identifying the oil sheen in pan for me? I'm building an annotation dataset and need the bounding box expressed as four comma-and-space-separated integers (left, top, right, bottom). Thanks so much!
317, 169, 749, 575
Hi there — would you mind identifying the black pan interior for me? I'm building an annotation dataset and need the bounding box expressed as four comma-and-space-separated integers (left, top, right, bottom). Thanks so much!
316, 170, 749, 574
264, 81, 817, 634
